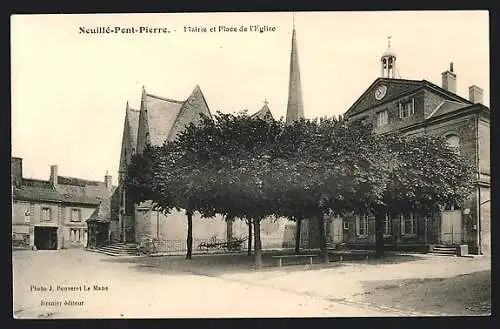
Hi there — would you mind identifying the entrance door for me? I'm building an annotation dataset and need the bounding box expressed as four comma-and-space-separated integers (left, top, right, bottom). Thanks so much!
34, 227, 58, 250
332, 217, 343, 243
441, 210, 462, 245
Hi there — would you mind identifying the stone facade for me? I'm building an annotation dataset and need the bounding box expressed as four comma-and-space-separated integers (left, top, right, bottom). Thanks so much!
116, 85, 292, 250
11, 157, 115, 250
340, 75, 490, 255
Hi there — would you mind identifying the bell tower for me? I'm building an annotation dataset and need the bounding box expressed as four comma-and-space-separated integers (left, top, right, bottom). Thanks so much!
381, 36, 397, 78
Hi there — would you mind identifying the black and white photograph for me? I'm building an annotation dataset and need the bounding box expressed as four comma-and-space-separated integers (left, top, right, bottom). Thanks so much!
11, 11, 490, 318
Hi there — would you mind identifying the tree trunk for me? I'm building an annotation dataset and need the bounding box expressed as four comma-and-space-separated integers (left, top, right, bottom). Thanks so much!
247, 219, 253, 256
186, 210, 193, 260
226, 216, 233, 241
375, 211, 385, 259
294, 216, 302, 254
253, 219, 263, 268
317, 215, 329, 263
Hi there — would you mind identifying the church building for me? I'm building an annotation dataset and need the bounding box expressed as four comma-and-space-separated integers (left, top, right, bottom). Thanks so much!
112, 84, 289, 253
101, 23, 489, 256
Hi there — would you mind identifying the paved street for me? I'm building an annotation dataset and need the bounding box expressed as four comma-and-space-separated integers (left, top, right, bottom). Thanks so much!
12, 249, 490, 318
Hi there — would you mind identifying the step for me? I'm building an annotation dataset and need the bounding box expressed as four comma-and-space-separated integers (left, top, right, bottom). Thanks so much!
91, 248, 138, 257
433, 248, 456, 252
431, 252, 457, 256
100, 246, 137, 251
98, 249, 137, 255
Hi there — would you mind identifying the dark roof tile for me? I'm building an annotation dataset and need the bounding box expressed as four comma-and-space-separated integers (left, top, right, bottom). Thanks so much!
428, 100, 469, 119
13, 186, 60, 202
127, 108, 140, 150
145, 93, 185, 146
87, 187, 119, 222
251, 104, 274, 121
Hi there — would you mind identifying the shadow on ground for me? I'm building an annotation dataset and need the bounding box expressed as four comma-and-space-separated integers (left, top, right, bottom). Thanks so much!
99, 250, 422, 277
354, 269, 491, 316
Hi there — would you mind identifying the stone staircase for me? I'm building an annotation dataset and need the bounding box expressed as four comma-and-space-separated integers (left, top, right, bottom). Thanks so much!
430, 245, 457, 256
87, 243, 139, 256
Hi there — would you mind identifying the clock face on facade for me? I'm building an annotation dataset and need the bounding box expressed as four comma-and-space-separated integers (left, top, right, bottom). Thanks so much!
374, 85, 388, 100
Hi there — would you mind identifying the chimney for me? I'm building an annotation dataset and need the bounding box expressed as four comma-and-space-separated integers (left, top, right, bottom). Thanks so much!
105, 171, 113, 190
11, 157, 23, 188
50, 165, 58, 187
468, 85, 484, 104
441, 62, 457, 94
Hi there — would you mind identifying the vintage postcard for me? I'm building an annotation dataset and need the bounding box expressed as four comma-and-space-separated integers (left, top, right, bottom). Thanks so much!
11, 11, 490, 319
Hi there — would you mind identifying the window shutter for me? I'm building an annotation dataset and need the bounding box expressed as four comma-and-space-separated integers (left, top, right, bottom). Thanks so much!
400, 214, 404, 235
399, 103, 402, 118
355, 215, 360, 235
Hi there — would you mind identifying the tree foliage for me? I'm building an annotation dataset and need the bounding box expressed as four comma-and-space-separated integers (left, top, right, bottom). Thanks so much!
125, 109, 476, 264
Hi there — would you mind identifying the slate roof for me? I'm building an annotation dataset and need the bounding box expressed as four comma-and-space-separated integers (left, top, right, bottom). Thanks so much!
127, 108, 140, 151
251, 104, 274, 121
21, 178, 53, 189
56, 176, 109, 205
345, 77, 472, 118
88, 186, 119, 222
11, 158, 114, 207
428, 100, 470, 119
119, 106, 140, 172
139, 85, 212, 148
145, 93, 185, 146
13, 184, 61, 202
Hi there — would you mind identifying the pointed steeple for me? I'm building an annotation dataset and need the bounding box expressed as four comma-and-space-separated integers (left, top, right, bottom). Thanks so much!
286, 15, 304, 125
141, 86, 147, 112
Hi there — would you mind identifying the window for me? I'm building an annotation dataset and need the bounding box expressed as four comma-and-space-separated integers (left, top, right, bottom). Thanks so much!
445, 134, 460, 155
70, 229, 85, 242
357, 215, 369, 236
70, 209, 81, 222
383, 214, 391, 235
399, 99, 415, 119
24, 205, 32, 223
377, 110, 388, 127
41, 208, 51, 221
400, 213, 416, 235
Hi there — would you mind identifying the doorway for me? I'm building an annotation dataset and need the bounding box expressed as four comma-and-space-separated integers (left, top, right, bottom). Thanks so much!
331, 217, 344, 243
34, 226, 58, 250
441, 210, 462, 245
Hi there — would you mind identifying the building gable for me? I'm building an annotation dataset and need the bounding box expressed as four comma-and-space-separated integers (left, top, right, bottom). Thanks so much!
167, 85, 212, 142
251, 104, 274, 122
345, 78, 423, 118
119, 107, 140, 173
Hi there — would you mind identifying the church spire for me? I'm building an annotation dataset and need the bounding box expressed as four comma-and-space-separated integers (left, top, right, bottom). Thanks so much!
285, 14, 304, 125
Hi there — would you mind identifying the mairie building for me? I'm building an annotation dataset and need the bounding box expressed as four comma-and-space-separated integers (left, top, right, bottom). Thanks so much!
335, 44, 490, 255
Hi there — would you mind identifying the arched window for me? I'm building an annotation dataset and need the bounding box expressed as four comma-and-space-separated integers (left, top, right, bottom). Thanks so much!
445, 134, 460, 154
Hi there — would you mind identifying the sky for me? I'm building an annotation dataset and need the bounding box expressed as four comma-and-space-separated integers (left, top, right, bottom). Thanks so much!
11, 11, 489, 185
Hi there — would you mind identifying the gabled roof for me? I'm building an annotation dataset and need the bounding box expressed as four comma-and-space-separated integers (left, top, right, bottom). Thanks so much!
167, 85, 212, 141
127, 108, 140, 151
56, 176, 110, 205
344, 77, 472, 117
119, 105, 140, 172
145, 93, 185, 146
426, 100, 469, 119
137, 85, 212, 148
13, 185, 61, 202
87, 187, 119, 222
251, 104, 274, 121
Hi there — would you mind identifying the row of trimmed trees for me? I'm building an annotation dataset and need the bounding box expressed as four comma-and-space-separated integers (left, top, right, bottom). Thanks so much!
125, 112, 475, 267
